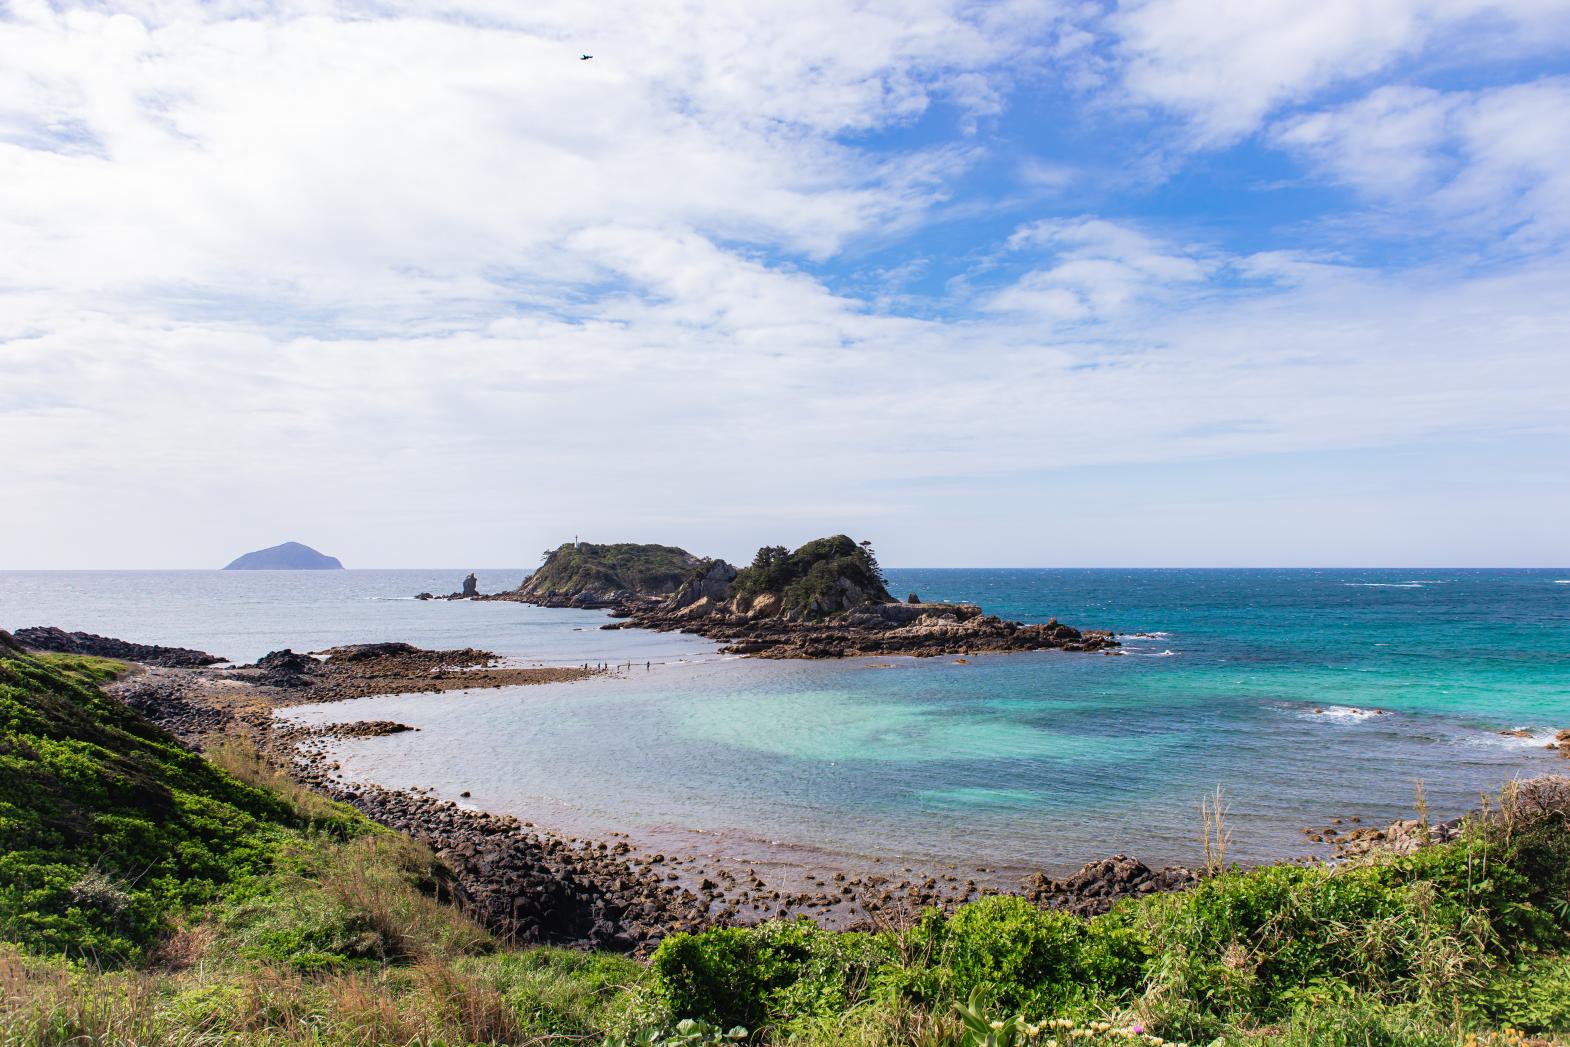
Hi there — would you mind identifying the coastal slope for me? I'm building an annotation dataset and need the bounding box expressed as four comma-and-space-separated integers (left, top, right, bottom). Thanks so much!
223, 541, 344, 570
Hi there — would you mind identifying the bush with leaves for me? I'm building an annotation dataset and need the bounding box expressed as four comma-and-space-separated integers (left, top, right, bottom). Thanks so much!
606, 1018, 748, 1046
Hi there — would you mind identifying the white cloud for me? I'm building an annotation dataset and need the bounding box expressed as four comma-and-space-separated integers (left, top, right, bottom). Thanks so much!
985, 218, 1215, 322
1111, 0, 1570, 145
0, 0, 1049, 332
1275, 77, 1570, 247
3, 0, 1569, 567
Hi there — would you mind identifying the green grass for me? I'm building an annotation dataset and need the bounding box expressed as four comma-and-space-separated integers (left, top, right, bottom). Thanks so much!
28, 653, 134, 686
0, 644, 369, 963
1, 640, 1567, 1045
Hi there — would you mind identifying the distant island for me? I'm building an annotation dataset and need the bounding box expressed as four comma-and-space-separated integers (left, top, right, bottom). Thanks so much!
222, 541, 344, 570
486, 535, 1116, 657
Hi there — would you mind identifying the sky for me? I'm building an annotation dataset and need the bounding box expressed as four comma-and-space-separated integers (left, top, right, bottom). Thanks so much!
3, 0, 1568, 569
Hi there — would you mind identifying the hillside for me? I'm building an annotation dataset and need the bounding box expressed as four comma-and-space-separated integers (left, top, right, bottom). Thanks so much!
223, 541, 344, 570
0, 635, 342, 961
503, 542, 700, 607
3, 630, 1569, 1045
730, 534, 893, 614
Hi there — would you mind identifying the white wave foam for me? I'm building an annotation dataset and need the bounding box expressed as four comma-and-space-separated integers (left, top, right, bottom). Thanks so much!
1119, 646, 1178, 657
1483, 727, 1561, 749
1556, 580, 1570, 585
1302, 705, 1389, 722
1344, 582, 1423, 589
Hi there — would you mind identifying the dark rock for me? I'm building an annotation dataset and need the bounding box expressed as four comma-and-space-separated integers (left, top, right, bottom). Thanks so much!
13, 627, 226, 668
461, 573, 479, 598
250, 648, 320, 688
1024, 854, 1198, 916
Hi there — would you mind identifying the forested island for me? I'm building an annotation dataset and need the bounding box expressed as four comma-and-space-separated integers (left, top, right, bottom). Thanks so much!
487, 535, 1118, 657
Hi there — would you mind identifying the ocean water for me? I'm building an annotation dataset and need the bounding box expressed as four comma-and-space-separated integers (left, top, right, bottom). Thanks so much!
2, 567, 1567, 877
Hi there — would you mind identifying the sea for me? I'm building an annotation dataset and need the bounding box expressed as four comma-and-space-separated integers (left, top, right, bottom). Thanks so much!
2, 567, 1566, 880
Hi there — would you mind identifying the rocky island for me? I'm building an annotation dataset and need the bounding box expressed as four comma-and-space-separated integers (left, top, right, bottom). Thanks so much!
223, 541, 344, 570
489, 535, 1117, 657
497, 541, 700, 607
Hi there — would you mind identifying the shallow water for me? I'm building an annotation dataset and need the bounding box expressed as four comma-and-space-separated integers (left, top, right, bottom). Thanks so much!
3, 567, 1566, 875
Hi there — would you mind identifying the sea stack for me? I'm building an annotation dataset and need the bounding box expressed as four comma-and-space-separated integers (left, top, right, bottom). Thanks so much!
223, 541, 344, 570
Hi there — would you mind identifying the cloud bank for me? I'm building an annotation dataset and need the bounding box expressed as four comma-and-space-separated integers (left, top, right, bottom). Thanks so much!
3, 0, 1567, 566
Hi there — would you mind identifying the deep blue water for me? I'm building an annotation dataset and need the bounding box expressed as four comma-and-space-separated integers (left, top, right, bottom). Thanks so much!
2, 567, 1566, 876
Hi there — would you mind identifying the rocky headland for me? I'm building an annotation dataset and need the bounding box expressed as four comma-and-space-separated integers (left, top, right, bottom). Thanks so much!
491, 535, 1119, 658
488, 541, 701, 608
13, 626, 228, 667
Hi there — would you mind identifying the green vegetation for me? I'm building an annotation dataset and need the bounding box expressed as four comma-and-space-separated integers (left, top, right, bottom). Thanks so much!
733, 535, 893, 614
641, 817, 1570, 1044
1, 635, 1567, 1045
522, 542, 699, 600
0, 642, 360, 963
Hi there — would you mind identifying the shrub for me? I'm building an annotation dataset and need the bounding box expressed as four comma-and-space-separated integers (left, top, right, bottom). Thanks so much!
894, 896, 1145, 1016
650, 918, 895, 1030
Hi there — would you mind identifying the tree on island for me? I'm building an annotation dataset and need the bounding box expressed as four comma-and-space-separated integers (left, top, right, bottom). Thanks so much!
732, 534, 891, 612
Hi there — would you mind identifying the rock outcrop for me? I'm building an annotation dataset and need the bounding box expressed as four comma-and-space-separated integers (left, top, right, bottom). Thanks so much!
495, 533, 1117, 657
631, 598, 1116, 658
416, 572, 486, 600
489, 542, 700, 608
1024, 854, 1199, 917
223, 541, 343, 570
13, 626, 226, 667
618, 535, 1118, 658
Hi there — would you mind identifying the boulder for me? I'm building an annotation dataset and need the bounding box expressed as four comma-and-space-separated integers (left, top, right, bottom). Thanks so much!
668, 559, 738, 609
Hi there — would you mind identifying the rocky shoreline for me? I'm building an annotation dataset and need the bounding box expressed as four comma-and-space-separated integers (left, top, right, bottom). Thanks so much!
18, 627, 1556, 960
14, 625, 227, 667
617, 590, 1118, 658
41, 632, 1172, 951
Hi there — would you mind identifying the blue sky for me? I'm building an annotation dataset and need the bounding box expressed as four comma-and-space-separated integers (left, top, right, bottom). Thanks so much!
2, 0, 1568, 567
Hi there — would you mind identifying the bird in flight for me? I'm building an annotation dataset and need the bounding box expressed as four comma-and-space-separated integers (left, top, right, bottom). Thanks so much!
580, 54, 593, 60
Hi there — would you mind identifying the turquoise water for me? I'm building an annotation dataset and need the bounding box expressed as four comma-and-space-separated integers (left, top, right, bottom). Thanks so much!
3, 568, 1567, 875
